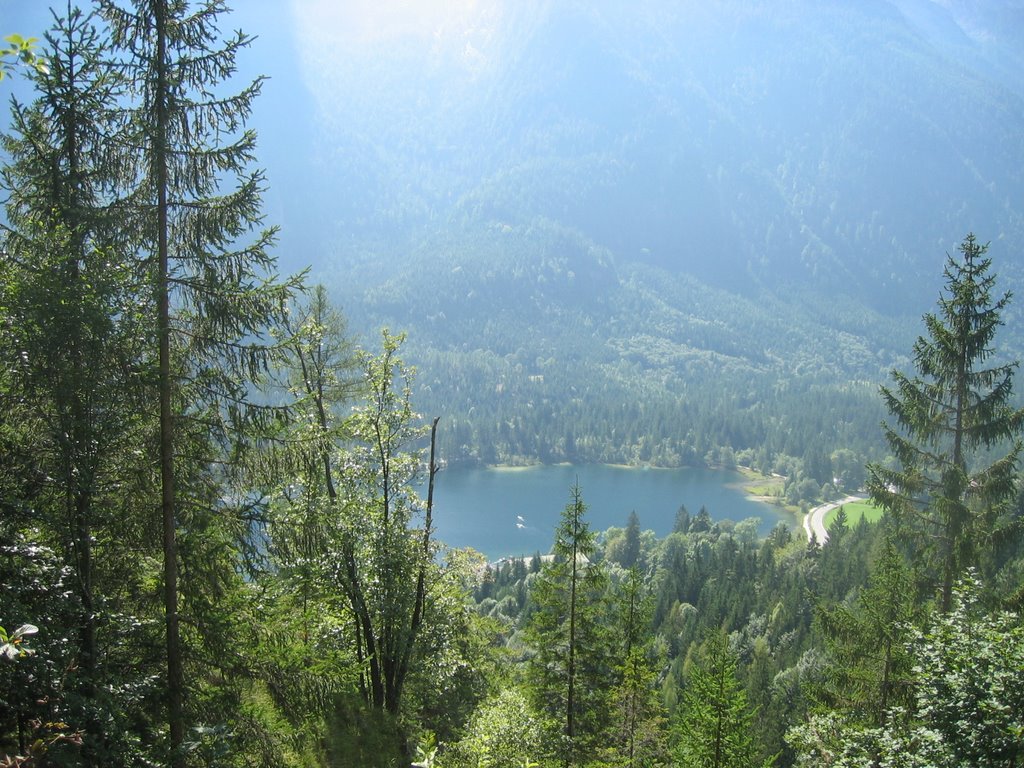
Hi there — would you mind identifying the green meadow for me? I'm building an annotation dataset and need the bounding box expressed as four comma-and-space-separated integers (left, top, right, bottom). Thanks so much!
824, 498, 885, 528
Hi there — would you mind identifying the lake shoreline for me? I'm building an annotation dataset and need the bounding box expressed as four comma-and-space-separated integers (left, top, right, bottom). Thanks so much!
482, 461, 790, 507
436, 462, 794, 559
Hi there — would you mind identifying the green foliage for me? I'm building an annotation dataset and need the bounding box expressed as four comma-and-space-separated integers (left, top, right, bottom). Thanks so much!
868, 234, 1024, 610
404, 549, 506, 746
601, 567, 669, 767
0, 624, 37, 662
789, 573, 1024, 768
330, 329, 434, 714
0, 33, 47, 80
413, 732, 439, 768
323, 696, 408, 768
441, 688, 542, 768
674, 630, 772, 768
910, 572, 1024, 767
620, 512, 642, 570
267, 305, 495, 760
0, 531, 90, 764
0, 2, 311, 764
0, 6, 163, 764
94, 1, 305, 761
815, 536, 918, 725
524, 483, 612, 765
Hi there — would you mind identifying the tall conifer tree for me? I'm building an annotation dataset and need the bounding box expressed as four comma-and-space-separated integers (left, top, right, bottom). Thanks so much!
604, 566, 668, 767
99, 1, 301, 760
867, 234, 1024, 611
0, 6, 151, 763
675, 630, 771, 768
815, 535, 917, 726
525, 483, 611, 766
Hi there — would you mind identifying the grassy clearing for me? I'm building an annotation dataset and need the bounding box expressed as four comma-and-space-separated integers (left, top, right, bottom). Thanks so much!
824, 499, 884, 528
736, 465, 785, 499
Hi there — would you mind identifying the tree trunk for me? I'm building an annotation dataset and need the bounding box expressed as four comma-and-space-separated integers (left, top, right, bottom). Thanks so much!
393, 416, 440, 712
566, 492, 580, 765
154, 1, 185, 763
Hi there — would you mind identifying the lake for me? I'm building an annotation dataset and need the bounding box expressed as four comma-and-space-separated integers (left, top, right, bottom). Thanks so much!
427, 464, 790, 560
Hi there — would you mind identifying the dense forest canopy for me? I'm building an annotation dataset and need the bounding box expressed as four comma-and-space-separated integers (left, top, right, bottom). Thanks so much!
1, 1, 1023, 767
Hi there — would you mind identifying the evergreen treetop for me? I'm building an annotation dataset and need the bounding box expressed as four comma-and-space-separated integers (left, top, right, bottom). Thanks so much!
868, 233, 1024, 610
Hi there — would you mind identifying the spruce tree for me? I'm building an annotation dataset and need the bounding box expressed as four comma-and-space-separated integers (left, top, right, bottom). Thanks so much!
604, 566, 668, 767
867, 234, 1024, 611
622, 510, 642, 569
0, 7, 152, 763
99, 1, 301, 760
675, 630, 770, 768
815, 535, 917, 726
525, 483, 611, 766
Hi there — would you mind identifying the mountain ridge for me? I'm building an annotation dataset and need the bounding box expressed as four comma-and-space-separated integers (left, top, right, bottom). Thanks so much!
310, 0, 1023, 309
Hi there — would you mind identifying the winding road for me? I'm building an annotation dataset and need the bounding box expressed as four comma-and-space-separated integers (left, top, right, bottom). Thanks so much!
803, 494, 867, 545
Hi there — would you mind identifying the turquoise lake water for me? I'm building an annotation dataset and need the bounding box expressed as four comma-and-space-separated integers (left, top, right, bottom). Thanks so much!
428, 464, 791, 560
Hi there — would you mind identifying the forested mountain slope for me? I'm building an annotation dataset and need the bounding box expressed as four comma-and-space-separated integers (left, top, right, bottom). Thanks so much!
295, 0, 1024, 465
5, 0, 1023, 467
349, 221, 902, 468
307, 0, 1024, 300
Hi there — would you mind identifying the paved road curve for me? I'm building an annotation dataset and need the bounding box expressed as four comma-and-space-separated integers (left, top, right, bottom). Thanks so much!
803, 494, 867, 545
